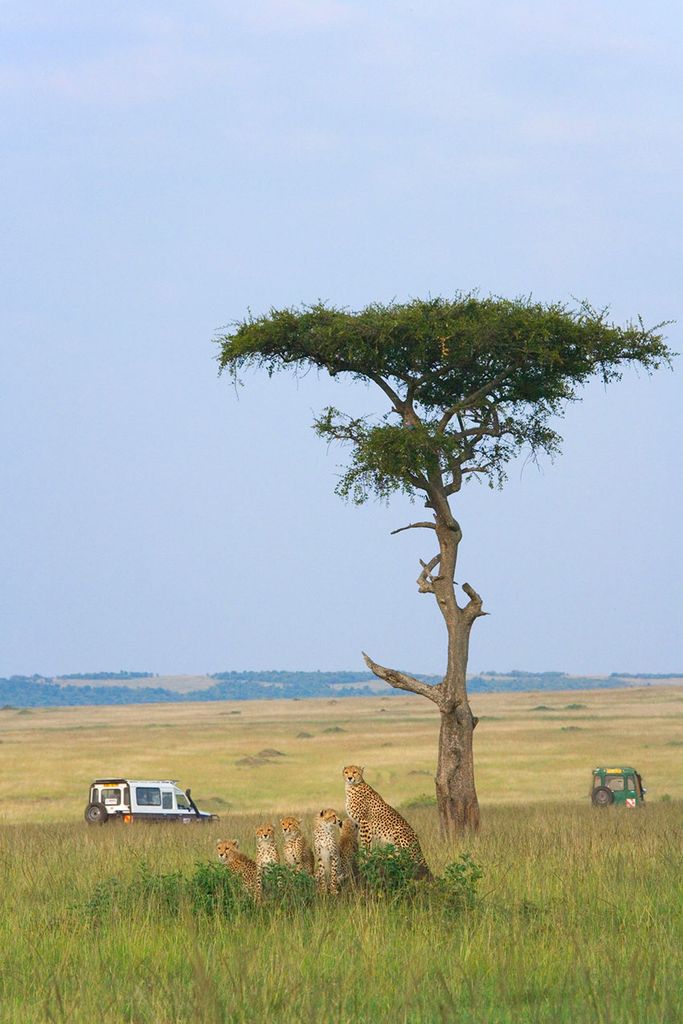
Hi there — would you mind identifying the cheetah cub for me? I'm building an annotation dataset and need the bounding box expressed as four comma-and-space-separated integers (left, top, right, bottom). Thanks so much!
216, 839, 260, 900
339, 816, 359, 884
280, 816, 314, 875
313, 808, 343, 895
255, 824, 280, 897
343, 765, 432, 880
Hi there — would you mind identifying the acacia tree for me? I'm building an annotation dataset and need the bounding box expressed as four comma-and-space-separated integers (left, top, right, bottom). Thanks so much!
217, 295, 671, 836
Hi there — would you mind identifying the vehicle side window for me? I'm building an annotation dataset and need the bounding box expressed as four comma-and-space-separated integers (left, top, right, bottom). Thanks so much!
162, 792, 173, 810
605, 775, 624, 791
136, 787, 161, 806
176, 793, 190, 810
625, 775, 636, 792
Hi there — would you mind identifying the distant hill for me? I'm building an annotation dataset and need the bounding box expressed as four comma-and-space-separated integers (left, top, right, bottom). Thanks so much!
0, 669, 681, 709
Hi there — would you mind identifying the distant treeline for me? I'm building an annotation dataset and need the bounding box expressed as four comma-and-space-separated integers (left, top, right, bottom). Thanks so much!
609, 672, 682, 679
0, 669, 678, 709
56, 671, 157, 681
0, 673, 379, 708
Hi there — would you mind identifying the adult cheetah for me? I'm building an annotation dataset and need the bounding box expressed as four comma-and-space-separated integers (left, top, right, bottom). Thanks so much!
216, 839, 260, 900
280, 816, 314, 875
313, 808, 343, 895
342, 765, 432, 879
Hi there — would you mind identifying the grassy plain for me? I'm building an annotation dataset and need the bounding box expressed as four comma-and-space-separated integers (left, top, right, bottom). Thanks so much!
1, 685, 681, 823
0, 686, 681, 1023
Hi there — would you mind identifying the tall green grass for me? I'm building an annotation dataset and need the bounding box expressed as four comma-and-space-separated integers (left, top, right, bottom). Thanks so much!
0, 802, 681, 1023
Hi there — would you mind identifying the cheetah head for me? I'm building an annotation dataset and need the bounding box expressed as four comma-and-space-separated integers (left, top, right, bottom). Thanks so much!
343, 765, 364, 786
341, 817, 359, 836
216, 839, 239, 862
255, 824, 276, 844
319, 807, 342, 828
280, 816, 301, 837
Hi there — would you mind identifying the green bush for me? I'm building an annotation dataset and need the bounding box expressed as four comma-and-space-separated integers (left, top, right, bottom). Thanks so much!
128, 861, 184, 914
186, 860, 252, 916
260, 863, 316, 908
357, 844, 418, 897
438, 852, 483, 912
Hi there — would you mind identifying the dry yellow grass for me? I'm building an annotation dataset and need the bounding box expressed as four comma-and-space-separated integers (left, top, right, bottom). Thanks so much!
0, 685, 680, 824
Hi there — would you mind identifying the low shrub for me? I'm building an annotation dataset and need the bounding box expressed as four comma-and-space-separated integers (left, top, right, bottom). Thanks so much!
261, 863, 316, 908
357, 844, 418, 897
438, 852, 483, 912
186, 861, 252, 916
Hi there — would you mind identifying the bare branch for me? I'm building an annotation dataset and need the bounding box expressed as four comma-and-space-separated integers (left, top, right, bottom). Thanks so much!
362, 651, 443, 704
390, 521, 437, 536
418, 554, 441, 594
461, 582, 489, 620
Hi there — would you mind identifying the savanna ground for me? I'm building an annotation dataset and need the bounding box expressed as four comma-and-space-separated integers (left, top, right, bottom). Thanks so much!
1, 686, 681, 1023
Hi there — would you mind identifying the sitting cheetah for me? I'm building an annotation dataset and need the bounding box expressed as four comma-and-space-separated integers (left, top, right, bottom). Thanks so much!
339, 816, 359, 884
280, 816, 314, 875
255, 824, 280, 898
216, 839, 260, 900
342, 765, 432, 880
313, 808, 343, 895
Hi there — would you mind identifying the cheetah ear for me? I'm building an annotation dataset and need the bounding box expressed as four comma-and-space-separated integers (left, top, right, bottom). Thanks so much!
233, 839, 239, 849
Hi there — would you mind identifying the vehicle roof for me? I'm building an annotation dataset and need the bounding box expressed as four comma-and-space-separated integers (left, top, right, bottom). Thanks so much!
592, 766, 640, 773
92, 778, 180, 786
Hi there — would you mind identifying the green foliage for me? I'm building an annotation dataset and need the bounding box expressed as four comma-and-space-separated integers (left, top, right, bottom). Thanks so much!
260, 863, 317, 907
216, 295, 672, 503
357, 843, 419, 896
82, 861, 184, 921
186, 860, 251, 916
82, 860, 251, 922
438, 852, 483, 912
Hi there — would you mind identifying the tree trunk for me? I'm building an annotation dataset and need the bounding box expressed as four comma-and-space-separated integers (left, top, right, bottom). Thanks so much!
436, 702, 480, 836
364, 491, 485, 838
434, 610, 480, 837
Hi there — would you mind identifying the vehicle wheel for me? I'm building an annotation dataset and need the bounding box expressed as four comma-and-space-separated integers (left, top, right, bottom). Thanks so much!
84, 802, 108, 824
591, 786, 614, 807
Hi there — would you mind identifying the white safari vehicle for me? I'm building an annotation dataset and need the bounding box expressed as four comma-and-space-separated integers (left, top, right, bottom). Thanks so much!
84, 778, 218, 825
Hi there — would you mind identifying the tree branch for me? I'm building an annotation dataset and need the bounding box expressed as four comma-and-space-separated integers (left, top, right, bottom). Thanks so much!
437, 368, 514, 433
444, 464, 495, 495
362, 651, 443, 704
417, 554, 441, 593
461, 583, 488, 620
390, 521, 437, 536
366, 372, 405, 414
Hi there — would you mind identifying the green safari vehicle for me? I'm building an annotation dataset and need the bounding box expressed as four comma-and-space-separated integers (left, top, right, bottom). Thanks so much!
591, 766, 646, 807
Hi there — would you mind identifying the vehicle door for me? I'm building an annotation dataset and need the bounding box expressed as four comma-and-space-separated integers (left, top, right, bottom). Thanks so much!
624, 773, 638, 807
604, 772, 626, 804
174, 787, 196, 822
100, 784, 130, 816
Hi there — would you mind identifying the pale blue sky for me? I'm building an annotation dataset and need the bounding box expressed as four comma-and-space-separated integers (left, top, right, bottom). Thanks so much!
1, 1, 681, 678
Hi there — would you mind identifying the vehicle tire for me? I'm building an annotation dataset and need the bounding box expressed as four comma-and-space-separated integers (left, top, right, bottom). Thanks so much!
591, 786, 614, 807
84, 802, 109, 824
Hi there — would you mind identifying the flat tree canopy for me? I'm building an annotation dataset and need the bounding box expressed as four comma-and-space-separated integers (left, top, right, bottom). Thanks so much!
217, 294, 672, 835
